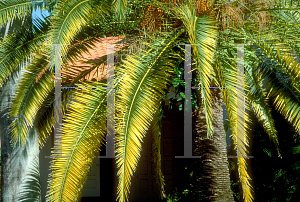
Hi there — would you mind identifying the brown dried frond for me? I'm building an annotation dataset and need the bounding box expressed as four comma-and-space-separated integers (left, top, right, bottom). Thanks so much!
246, 0, 276, 32
216, 0, 276, 32
140, 4, 166, 32
139, 0, 215, 34
139, 0, 189, 33
139, 0, 276, 34
195, 0, 212, 15
220, 3, 245, 30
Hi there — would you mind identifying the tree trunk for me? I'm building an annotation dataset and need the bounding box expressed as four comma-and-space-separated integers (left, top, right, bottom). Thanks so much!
192, 88, 234, 202
0, 14, 40, 202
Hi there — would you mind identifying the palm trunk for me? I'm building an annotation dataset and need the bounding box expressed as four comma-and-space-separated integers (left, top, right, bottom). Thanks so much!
192, 88, 234, 202
0, 14, 40, 202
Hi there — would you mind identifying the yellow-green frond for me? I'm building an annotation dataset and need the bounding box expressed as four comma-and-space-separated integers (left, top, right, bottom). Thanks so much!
274, 49, 300, 94
9, 52, 53, 147
237, 94, 253, 202
113, 0, 127, 20
265, 69, 300, 135
115, 30, 183, 202
245, 64, 281, 157
237, 157, 253, 202
0, 26, 47, 87
237, 28, 300, 135
0, 0, 44, 28
214, 45, 238, 146
214, 42, 253, 202
174, 0, 217, 138
151, 101, 166, 199
46, 82, 107, 201
48, 0, 110, 57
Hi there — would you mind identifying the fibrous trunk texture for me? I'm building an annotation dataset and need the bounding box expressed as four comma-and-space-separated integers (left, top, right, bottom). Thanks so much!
192, 88, 234, 202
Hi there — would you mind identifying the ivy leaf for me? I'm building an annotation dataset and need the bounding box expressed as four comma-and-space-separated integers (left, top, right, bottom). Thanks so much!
179, 92, 185, 99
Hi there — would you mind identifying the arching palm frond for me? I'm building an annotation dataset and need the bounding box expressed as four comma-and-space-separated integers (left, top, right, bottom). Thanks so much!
214, 43, 254, 202
261, 60, 300, 135
173, 1, 217, 138
0, 0, 45, 28
48, 0, 110, 60
62, 37, 128, 85
9, 51, 53, 147
237, 66, 254, 202
250, 32, 300, 95
269, 5, 300, 51
0, 24, 47, 88
245, 63, 281, 157
63, 35, 105, 68
151, 100, 166, 200
113, 0, 128, 20
46, 82, 107, 201
239, 30, 300, 136
214, 42, 238, 145
115, 29, 183, 202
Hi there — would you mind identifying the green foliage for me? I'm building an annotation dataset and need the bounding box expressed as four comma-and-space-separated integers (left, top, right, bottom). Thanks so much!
252, 108, 300, 202
230, 179, 241, 201
2, 1, 300, 202
115, 30, 184, 202
168, 60, 198, 111
165, 167, 197, 202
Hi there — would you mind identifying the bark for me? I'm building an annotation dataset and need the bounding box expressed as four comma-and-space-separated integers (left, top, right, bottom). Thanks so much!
192, 88, 234, 202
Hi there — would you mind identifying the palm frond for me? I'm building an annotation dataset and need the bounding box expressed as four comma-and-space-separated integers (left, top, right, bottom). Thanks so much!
48, 0, 110, 60
263, 62, 300, 135
0, 24, 47, 88
115, 29, 183, 202
0, 0, 44, 28
46, 82, 107, 202
237, 157, 253, 202
238, 28, 300, 100
291, 145, 300, 154
173, 0, 217, 138
238, 91, 253, 202
18, 156, 42, 202
113, 0, 128, 20
35, 36, 125, 148
273, 49, 300, 94
214, 41, 253, 202
34, 86, 78, 149
214, 43, 238, 145
250, 31, 300, 95
245, 63, 281, 157
62, 41, 125, 84
63, 36, 104, 67
35, 101, 54, 148
9, 52, 53, 147
151, 101, 166, 199
236, 28, 300, 136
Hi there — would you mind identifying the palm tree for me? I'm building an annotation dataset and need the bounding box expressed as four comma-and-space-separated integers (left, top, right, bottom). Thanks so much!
206, 1, 300, 201
134, 1, 300, 202
0, 1, 300, 202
